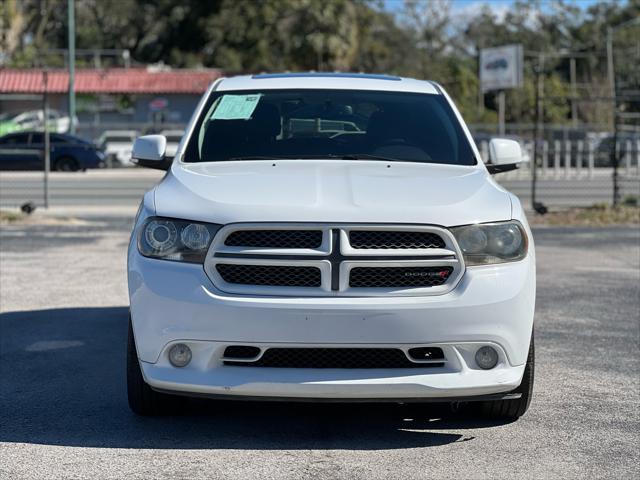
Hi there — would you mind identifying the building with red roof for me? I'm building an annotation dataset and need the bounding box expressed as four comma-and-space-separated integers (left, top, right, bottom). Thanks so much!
0, 68, 221, 94
0, 67, 223, 140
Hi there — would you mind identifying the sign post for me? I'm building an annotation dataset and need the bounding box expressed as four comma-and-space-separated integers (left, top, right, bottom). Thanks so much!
480, 44, 523, 135
497, 90, 505, 135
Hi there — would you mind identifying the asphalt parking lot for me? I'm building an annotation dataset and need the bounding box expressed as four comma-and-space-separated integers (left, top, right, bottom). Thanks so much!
0, 217, 638, 479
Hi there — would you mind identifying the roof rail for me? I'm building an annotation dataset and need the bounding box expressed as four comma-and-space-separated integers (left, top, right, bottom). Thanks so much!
251, 73, 402, 81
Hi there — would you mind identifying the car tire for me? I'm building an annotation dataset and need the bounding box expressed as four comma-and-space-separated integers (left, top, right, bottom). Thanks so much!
54, 156, 80, 172
477, 333, 535, 420
127, 316, 184, 416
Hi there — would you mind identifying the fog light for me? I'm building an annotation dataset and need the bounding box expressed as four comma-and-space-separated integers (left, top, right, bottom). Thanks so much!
475, 346, 499, 370
168, 343, 192, 367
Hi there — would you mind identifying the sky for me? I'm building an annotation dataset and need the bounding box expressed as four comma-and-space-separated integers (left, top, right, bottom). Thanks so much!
384, 0, 605, 17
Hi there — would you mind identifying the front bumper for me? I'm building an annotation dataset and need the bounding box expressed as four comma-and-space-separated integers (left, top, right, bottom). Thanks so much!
141, 341, 526, 400
129, 249, 535, 400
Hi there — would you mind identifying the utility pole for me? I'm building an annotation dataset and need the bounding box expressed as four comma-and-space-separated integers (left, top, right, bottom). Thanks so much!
43, 71, 50, 209
67, 0, 76, 135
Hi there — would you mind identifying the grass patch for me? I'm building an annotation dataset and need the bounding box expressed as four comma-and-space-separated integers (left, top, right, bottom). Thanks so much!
532, 204, 640, 226
0, 210, 25, 224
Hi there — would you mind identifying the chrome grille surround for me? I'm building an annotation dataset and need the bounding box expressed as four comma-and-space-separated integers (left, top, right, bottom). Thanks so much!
204, 223, 465, 297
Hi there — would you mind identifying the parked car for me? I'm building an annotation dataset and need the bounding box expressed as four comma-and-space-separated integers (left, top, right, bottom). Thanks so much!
594, 132, 640, 167
0, 109, 76, 136
158, 129, 184, 159
127, 73, 535, 419
97, 130, 140, 167
0, 131, 106, 171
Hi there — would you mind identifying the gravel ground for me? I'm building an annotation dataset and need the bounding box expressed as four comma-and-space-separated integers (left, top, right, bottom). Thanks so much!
0, 217, 638, 479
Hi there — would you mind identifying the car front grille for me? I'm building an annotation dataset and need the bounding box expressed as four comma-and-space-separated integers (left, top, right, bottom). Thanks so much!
349, 230, 446, 249
224, 229, 323, 248
207, 224, 463, 297
216, 264, 322, 287
224, 347, 445, 369
349, 266, 453, 288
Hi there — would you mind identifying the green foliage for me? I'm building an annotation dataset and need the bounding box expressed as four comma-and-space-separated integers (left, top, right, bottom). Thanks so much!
5, 0, 639, 126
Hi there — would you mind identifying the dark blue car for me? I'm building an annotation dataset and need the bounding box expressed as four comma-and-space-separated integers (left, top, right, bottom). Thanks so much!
0, 131, 106, 171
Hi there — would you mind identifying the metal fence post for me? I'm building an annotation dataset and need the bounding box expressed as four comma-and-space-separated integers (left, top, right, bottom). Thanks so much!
480, 142, 489, 163
576, 140, 583, 177
613, 135, 620, 206
531, 59, 544, 210
565, 140, 571, 178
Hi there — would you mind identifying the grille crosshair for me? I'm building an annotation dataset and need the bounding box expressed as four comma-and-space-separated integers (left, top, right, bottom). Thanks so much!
350, 266, 453, 288
349, 230, 446, 249
216, 264, 322, 287
223, 347, 445, 368
224, 230, 323, 249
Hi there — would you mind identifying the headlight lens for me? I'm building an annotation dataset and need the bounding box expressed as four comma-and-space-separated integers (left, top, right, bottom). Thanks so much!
451, 221, 527, 265
138, 217, 220, 263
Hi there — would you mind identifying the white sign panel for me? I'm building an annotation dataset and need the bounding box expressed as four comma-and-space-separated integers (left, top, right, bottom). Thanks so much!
480, 44, 523, 92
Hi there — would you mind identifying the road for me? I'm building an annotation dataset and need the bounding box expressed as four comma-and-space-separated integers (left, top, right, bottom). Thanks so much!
0, 217, 638, 479
1, 169, 639, 209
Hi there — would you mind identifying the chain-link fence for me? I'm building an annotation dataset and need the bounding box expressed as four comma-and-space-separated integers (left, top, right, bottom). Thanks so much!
471, 124, 640, 209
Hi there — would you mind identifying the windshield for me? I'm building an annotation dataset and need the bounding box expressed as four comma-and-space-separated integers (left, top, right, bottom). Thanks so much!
184, 89, 476, 165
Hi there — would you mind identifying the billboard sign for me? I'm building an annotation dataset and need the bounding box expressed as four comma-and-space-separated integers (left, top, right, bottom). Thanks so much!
480, 44, 523, 92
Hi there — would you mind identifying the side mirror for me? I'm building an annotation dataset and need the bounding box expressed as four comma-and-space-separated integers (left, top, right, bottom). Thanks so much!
487, 138, 527, 174
132, 135, 171, 170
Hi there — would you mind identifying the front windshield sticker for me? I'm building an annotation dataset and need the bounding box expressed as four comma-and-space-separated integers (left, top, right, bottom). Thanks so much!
211, 94, 262, 120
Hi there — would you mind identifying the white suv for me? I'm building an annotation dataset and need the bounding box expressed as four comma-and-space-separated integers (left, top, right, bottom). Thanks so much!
127, 73, 535, 419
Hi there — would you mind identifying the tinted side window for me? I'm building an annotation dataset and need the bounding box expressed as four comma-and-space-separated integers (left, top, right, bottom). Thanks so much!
51, 135, 70, 144
3, 134, 29, 144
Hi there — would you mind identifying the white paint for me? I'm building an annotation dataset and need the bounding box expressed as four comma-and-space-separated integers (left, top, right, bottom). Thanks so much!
128, 75, 536, 401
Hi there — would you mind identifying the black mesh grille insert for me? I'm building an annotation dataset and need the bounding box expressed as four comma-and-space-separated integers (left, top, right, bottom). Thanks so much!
224, 346, 261, 359
216, 264, 321, 287
225, 230, 323, 248
224, 348, 444, 368
350, 266, 453, 288
349, 230, 446, 249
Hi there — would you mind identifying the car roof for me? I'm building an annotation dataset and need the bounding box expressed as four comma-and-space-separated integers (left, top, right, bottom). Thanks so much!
217, 73, 440, 95
100, 130, 139, 136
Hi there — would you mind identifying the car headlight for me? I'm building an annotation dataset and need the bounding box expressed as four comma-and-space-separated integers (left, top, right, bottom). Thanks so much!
137, 217, 221, 263
451, 221, 528, 265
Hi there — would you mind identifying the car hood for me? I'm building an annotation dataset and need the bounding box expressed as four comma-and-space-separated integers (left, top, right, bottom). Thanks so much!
154, 160, 512, 226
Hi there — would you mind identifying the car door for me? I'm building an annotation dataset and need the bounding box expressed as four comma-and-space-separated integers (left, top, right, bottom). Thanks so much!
0, 133, 34, 170
25, 132, 46, 170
